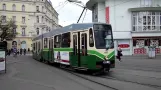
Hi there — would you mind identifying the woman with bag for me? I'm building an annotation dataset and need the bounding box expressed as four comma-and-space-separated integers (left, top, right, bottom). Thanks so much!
116, 46, 123, 61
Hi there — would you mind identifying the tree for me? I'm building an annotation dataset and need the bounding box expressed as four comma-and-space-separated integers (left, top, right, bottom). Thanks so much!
0, 17, 17, 41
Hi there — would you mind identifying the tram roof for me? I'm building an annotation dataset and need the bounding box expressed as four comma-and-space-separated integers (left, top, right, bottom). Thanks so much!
33, 22, 109, 41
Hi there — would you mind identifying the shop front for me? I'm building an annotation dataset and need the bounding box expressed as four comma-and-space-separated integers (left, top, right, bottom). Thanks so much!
132, 37, 161, 55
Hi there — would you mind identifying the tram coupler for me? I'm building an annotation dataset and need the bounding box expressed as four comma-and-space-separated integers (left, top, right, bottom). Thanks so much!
102, 56, 111, 72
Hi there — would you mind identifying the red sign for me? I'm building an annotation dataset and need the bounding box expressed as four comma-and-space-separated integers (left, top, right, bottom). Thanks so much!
118, 44, 129, 48
106, 7, 109, 24
134, 48, 146, 54
156, 48, 160, 54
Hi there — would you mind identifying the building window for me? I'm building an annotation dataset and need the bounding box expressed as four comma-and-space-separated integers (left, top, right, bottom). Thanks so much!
22, 28, 26, 36
36, 6, 39, 12
37, 16, 39, 23
132, 11, 161, 31
46, 27, 48, 32
12, 16, 16, 22
22, 5, 25, 11
37, 28, 39, 35
1, 16, 6, 23
42, 16, 44, 23
140, 0, 152, 7
49, 27, 51, 32
42, 6, 44, 12
42, 28, 44, 34
12, 4, 16, 11
3, 4, 6, 10
22, 17, 25, 24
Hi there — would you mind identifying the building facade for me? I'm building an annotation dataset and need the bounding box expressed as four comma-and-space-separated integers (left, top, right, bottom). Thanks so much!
0, 0, 59, 50
86, 0, 161, 55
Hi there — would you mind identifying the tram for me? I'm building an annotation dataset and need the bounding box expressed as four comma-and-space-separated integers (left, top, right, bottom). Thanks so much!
32, 23, 115, 72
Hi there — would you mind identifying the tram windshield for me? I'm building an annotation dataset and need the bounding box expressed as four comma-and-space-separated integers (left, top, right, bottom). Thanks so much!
93, 24, 113, 49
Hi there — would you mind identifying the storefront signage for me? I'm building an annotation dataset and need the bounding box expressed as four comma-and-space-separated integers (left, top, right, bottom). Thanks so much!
118, 44, 130, 48
118, 40, 130, 49
106, 7, 110, 24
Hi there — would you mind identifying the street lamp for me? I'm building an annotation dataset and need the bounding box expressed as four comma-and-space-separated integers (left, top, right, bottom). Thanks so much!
67, 0, 87, 23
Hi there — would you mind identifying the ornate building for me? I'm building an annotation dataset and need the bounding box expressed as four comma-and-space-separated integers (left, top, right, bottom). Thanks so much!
86, 0, 161, 55
0, 0, 59, 50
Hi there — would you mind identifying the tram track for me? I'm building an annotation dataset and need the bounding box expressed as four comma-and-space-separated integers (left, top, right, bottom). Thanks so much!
44, 62, 161, 90
99, 74, 161, 89
8, 57, 161, 90
58, 65, 161, 89
59, 67, 119, 90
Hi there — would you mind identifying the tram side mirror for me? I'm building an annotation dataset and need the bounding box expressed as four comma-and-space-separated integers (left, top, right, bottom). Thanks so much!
106, 47, 109, 50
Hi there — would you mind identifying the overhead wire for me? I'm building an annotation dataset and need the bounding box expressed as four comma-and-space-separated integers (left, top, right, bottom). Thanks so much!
82, 8, 88, 23
56, 1, 68, 12
54, 0, 68, 9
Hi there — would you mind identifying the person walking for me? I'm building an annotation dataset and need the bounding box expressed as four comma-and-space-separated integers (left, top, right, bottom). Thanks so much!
116, 46, 123, 62
13, 47, 17, 57
17, 49, 20, 55
24, 48, 26, 55
8, 49, 11, 56
20, 48, 22, 55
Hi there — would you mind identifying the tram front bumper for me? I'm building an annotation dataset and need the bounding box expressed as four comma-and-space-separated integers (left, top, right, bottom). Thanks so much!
96, 61, 111, 70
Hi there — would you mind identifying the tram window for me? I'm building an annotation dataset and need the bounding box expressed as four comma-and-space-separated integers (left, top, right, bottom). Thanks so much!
54, 35, 61, 48
49, 39, 51, 49
44, 38, 48, 48
51, 39, 54, 48
36, 42, 37, 51
38, 42, 40, 51
81, 33, 87, 56
89, 28, 94, 47
37, 42, 39, 51
73, 35, 77, 55
62, 32, 70, 47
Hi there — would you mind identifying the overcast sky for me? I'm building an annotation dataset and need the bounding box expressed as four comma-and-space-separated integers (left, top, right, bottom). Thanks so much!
51, 0, 92, 26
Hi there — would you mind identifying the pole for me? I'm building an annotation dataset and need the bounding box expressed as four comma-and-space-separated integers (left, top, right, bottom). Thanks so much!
77, 7, 86, 23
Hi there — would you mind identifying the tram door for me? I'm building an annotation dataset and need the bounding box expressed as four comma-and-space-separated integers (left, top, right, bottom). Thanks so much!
72, 32, 80, 67
48, 38, 51, 61
72, 31, 87, 68
51, 38, 54, 61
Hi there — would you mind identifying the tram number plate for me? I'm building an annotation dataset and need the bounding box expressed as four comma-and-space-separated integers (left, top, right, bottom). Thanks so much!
103, 61, 110, 64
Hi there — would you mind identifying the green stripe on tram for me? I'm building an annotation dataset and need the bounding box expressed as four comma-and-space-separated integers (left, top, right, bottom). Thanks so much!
42, 48, 115, 60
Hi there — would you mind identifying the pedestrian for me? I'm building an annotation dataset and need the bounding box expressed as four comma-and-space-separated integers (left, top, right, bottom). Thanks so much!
20, 48, 22, 55
24, 48, 26, 55
13, 47, 17, 57
28, 48, 30, 52
116, 45, 123, 61
11, 48, 13, 53
17, 49, 20, 55
6, 49, 9, 56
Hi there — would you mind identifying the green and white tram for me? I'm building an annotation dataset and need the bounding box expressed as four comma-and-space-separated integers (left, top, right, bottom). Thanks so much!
32, 23, 115, 72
